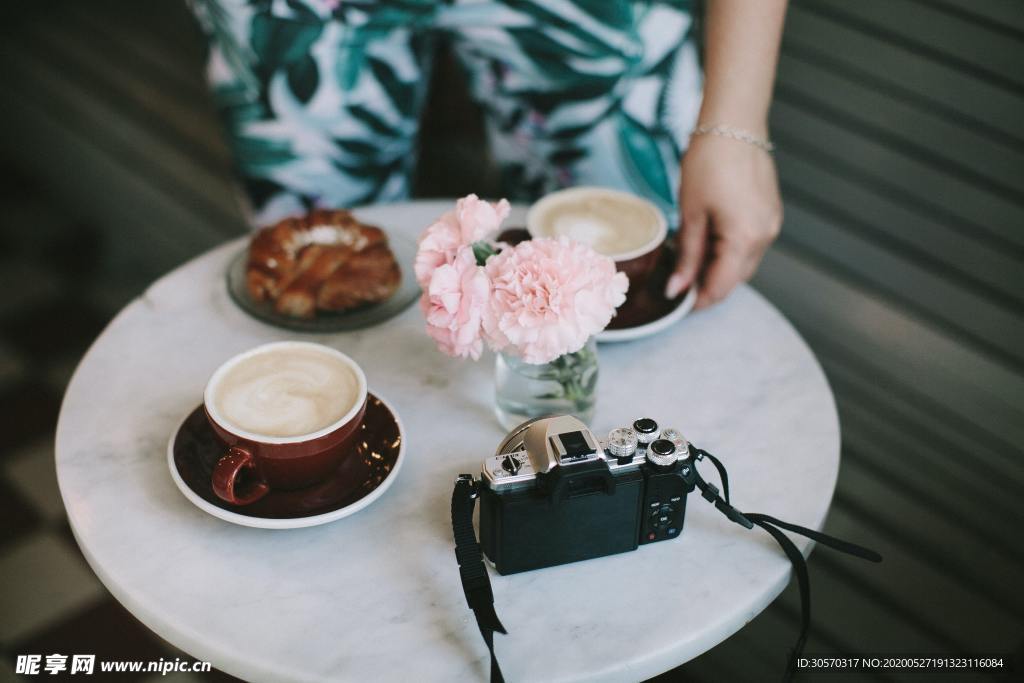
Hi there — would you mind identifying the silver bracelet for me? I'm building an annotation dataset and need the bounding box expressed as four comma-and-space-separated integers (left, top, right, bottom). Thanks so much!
690, 123, 775, 152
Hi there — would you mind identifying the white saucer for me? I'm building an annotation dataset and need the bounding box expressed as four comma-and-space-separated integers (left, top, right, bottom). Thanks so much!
597, 287, 697, 343
167, 392, 406, 530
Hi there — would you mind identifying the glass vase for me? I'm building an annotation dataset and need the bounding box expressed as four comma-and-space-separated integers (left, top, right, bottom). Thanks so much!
493, 337, 599, 430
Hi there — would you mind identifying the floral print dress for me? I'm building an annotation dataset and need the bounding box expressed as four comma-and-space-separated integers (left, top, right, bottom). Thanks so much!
189, 0, 702, 226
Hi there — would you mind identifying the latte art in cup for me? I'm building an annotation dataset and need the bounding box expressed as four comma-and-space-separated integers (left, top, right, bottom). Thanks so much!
526, 187, 667, 261
210, 345, 361, 438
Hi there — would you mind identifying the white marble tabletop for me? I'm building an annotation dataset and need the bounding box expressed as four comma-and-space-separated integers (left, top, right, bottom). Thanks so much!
56, 201, 839, 683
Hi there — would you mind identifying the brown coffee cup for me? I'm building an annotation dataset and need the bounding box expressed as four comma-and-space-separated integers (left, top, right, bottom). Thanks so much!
526, 187, 668, 295
203, 342, 368, 506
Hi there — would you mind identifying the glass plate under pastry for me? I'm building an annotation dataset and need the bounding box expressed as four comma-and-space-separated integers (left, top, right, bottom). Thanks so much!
226, 233, 420, 332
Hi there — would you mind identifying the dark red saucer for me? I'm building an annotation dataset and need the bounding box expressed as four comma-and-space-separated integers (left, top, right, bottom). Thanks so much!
170, 393, 402, 522
604, 241, 686, 330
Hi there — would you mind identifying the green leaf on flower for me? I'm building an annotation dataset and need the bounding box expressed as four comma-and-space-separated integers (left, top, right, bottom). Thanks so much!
472, 241, 497, 266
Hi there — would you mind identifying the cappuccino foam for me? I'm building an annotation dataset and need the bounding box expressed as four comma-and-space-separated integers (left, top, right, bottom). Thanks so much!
212, 346, 360, 438
531, 191, 662, 257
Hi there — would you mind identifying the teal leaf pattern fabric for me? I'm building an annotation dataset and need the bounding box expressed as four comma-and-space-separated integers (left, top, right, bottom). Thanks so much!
188, 0, 700, 226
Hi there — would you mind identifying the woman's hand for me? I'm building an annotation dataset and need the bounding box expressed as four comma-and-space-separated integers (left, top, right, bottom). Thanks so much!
665, 0, 788, 308
665, 134, 783, 308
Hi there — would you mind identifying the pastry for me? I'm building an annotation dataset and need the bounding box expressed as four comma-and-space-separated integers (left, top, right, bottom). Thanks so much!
245, 209, 401, 318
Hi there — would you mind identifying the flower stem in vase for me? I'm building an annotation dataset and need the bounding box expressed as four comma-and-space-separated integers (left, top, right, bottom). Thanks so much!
493, 338, 599, 430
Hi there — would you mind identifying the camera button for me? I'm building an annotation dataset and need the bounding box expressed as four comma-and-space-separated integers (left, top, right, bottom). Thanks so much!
501, 454, 521, 475
668, 528, 678, 535
670, 496, 682, 503
649, 500, 660, 508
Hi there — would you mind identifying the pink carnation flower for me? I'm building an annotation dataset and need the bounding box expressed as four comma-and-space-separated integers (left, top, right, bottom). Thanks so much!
420, 246, 491, 360
484, 237, 629, 364
414, 194, 511, 288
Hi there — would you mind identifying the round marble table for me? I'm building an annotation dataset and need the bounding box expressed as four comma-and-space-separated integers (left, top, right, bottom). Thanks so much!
56, 201, 839, 683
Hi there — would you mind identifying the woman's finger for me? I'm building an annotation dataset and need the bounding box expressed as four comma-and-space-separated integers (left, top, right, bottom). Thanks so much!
665, 210, 708, 299
695, 238, 752, 309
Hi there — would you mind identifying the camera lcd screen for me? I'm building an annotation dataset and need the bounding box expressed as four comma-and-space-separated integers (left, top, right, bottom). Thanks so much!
558, 431, 596, 461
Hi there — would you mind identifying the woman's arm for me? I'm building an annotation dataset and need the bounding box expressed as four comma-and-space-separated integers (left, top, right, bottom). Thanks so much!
666, 0, 788, 308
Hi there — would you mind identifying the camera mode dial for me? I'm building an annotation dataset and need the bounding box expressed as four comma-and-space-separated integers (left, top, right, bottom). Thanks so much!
607, 427, 639, 463
660, 427, 690, 460
646, 439, 678, 469
633, 418, 660, 444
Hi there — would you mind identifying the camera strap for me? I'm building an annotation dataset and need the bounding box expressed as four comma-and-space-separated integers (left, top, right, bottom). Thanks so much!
452, 475, 507, 683
689, 448, 882, 681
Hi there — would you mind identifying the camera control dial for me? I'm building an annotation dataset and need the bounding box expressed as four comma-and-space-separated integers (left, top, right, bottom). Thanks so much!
660, 427, 691, 460
646, 439, 678, 468
606, 427, 639, 463
633, 418, 660, 444
501, 454, 522, 475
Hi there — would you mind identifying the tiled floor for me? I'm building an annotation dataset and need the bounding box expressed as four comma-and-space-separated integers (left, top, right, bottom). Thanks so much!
0, 171, 240, 682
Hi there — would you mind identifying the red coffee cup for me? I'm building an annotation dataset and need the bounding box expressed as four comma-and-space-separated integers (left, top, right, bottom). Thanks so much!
203, 341, 368, 506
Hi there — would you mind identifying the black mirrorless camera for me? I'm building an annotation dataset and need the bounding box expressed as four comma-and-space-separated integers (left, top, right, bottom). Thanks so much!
478, 414, 699, 574
453, 414, 881, 682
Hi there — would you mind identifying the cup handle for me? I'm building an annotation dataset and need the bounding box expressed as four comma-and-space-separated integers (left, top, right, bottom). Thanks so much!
212, 447, 269, 505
